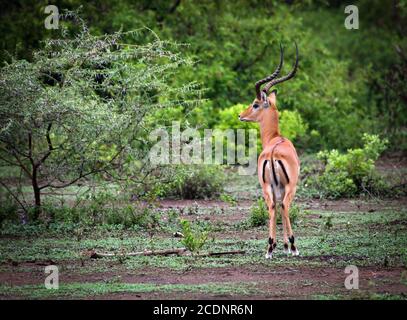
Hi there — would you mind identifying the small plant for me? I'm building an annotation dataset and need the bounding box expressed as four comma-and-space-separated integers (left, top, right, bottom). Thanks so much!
179, 219, 209, 253
248, 198, 269, 227
248, 198, 301, 227
324, 215, 333, 230
288, 202, 301, 224
220, 193, 237, 206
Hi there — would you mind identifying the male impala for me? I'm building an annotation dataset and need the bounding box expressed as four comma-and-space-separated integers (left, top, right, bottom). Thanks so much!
239, 43, 300, 259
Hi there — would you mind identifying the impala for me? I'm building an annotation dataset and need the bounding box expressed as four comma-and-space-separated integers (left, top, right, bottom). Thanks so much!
239, 43, 300, 259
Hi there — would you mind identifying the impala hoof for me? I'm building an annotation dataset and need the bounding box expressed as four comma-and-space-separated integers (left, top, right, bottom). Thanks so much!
265, 252, 273, 259
284, 247, 291, 256
291, 249, 300, 256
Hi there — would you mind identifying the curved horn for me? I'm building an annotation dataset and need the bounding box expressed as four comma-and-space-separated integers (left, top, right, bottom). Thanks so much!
254, 43, 284, 100
263, 41, 298, 94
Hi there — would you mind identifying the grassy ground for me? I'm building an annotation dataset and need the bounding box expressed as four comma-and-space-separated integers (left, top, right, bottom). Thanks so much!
1, 169, 407, 300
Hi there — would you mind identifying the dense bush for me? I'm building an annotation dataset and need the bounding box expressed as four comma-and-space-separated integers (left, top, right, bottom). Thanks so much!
166, 165, 225, 199
141, 165, 225, 200
309, 134, 390, 198
0, 192, 19, 225
0, 15, 199, 216
2, 1, 405, 152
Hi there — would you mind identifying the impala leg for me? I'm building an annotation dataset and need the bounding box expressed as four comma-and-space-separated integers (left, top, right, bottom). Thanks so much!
263, 185, 276, 259
281, 204, 291, 255
282, 188, 299, 256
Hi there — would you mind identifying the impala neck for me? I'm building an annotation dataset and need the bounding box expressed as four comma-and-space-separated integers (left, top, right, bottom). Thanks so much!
259, 108, 280, 148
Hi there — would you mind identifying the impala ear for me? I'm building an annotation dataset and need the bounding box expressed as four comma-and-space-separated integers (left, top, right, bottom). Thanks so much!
261, 91, 269, 108
268, 89, 277, 106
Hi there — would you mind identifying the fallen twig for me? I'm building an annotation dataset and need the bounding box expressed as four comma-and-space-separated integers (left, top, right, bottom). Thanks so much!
88, 248, 187, 259
88, 248, 246, 259
197, 250, 246, 257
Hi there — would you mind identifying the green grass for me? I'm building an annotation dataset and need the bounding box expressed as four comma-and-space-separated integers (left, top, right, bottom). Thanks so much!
1, 208, 406, 270
1, 174, 407, 299
0, 281, 258, 299
313, 292, 407, 300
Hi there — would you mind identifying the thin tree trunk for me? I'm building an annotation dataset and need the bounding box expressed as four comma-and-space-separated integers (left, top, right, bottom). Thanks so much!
32, 168, 41, 219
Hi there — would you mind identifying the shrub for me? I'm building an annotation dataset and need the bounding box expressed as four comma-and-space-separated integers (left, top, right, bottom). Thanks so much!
315, 134, 389, 198
248, 198, 300, 227
41, 187, 160, 230
0, 15, 199, 217
249, 198, 268, 227
104, 205, 160, 230
0, 193, 19, 226
146, 165, 225, 200
179, 219, 209, 253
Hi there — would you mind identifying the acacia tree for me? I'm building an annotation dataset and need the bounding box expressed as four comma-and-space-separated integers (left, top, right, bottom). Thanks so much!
0, 15, 197, 217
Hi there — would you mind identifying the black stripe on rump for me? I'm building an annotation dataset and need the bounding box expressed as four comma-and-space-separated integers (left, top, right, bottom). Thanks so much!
278, 159, 290, 184
262, 160, 268, 183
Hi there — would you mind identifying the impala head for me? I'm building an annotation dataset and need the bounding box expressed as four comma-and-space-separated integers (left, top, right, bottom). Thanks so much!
239, 42, 299, 123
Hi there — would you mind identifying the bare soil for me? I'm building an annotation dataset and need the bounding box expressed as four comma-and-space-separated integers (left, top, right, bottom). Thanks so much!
1, 264, 405, 300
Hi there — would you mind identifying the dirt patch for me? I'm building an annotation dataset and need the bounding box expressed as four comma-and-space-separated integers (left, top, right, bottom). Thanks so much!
1, 264, 406, 299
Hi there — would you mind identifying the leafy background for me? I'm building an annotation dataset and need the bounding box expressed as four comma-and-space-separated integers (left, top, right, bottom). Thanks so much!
1, 0, 406, 152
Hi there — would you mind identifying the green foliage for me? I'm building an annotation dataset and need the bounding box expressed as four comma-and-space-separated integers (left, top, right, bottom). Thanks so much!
216, 104, 257, 131
288, 202, 301, 224
249, 198, 269, 227
220, 193, 237, 206
18, 186, 161, 229
279, 110, 308, 142
0, 15, 199, 213
248, 198, 301, 227
0, 192, 19, 226
1, 1, 406, 153
314, 134, 389, 198
43, 202, 159, 230
179, 219, 209, 253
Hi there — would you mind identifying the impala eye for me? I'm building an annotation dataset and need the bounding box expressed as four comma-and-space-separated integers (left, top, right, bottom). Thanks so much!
253, 103, 259, 109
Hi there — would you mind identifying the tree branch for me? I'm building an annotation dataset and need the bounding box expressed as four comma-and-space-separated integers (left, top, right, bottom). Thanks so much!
35, 123, 54, 168
0, 179, 27, 213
